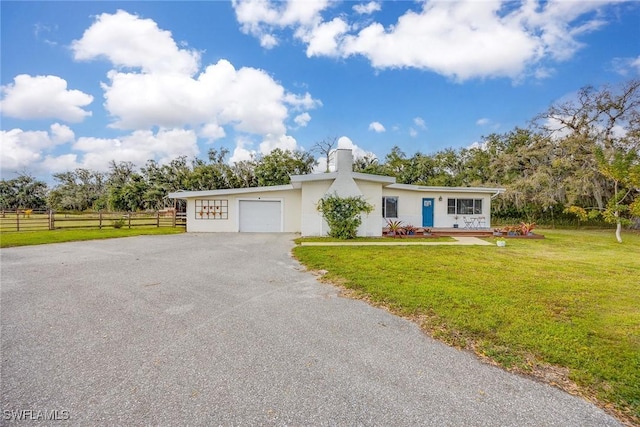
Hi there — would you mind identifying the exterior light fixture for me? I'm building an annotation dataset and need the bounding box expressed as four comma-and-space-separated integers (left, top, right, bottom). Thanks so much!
438, 196, 443, 201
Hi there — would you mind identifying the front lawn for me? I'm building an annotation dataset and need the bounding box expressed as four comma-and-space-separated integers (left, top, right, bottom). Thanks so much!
293, 229, 640, 423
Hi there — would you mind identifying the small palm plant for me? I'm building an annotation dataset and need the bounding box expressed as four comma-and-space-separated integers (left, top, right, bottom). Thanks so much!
385, 219, 406, 237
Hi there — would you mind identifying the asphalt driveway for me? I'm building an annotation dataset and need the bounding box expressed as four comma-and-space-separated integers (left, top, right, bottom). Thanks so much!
1, 233, 621, 426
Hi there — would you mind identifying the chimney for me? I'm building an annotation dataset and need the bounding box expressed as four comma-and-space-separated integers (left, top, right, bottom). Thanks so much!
325, 148, 362, 198
335, 149, 353, 173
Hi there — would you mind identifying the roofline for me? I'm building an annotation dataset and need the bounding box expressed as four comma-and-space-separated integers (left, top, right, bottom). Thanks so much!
290, 171, 396, 185
168, 184, 296, 199
386, 183, 506, 193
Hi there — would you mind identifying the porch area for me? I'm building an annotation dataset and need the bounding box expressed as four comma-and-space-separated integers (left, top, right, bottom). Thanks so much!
382, 227, 494, 238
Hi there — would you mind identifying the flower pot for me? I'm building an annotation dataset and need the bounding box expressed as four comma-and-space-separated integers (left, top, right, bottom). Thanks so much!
453, 224, 459, 228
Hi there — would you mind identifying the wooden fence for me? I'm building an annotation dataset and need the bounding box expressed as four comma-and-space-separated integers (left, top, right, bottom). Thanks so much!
0, 210, 186, 232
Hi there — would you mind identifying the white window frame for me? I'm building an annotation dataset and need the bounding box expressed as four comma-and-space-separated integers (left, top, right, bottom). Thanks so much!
447, 198, 483, 215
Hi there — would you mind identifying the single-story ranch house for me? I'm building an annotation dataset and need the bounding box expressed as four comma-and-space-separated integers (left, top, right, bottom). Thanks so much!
168, 149, 505, 236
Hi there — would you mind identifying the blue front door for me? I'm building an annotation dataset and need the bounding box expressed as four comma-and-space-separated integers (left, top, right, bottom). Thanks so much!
422, 198, 434, 227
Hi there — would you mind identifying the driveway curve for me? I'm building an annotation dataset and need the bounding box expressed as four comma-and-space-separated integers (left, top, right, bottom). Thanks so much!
1, 233, 621, 426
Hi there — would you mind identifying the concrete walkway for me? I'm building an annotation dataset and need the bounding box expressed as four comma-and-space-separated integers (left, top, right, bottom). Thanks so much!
299, 236, 493, 246
1, 233, 619, 426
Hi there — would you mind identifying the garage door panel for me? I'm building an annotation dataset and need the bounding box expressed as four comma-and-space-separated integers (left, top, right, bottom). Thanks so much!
239, 200, 282, 232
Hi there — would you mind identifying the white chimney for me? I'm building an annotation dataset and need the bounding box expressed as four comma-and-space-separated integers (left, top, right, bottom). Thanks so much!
325, 149, 362, 198
334, 149, 354, 173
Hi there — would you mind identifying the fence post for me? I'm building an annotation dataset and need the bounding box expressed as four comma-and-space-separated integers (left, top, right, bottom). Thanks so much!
16, 209, 20, 231
99, 211, 102, 230
156, 211, 160, 228
128, 212, 131, 229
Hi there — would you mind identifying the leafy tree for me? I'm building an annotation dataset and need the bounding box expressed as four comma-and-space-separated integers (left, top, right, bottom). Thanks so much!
48, 169, 106, 211
353, 154, 385, 175
381, 146, 408, 179
316, 194, 373, 239
595, 148, 640, 242
229, 159, 258, 188
537, 79, 640, 236
0, 174, 48, 210
254, 148, 316, 186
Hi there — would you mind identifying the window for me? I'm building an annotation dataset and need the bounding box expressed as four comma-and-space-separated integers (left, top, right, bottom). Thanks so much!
447, 198, 482, 215
382, 196, 398, 218
195, 199, 228, 220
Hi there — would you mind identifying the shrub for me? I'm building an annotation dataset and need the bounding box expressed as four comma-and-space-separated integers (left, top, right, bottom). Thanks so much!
317, 194, 373, 239
112, 218, 125, 229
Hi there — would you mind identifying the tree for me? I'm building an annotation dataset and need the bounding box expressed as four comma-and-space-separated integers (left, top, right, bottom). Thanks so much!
311, 137, 337, 173
48, 169, 106, 211
353, 154, 385, 175
595, 147, 640, 242
254, 148, 316, 186
0, 174, 48, 210
106, 161, 145, 211
538, 79, 640, 238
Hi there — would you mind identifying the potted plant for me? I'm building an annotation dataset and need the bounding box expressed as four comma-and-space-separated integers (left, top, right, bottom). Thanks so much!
453, 215, 459, 228
520, 222, 536, 236
404, 224, 417, 235
385, 219, 406, 237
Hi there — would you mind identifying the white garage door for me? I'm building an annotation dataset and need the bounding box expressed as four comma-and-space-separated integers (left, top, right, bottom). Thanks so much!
239, 200, 282, 232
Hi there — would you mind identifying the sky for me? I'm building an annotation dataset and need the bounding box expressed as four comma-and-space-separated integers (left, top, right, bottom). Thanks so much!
1, 0, 639, 183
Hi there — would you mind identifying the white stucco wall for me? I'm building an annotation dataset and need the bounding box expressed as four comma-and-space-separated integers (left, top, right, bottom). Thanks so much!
355, 180, 384, 236
381, 188, 494, 229
300, 180, 332, 236
185, 189, 302, 233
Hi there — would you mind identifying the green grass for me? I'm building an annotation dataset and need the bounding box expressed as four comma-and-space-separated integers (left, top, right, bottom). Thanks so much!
293, 229, 640, 423
0, 227, 185, 248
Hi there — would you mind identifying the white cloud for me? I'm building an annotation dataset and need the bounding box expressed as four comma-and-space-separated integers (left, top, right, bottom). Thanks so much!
476, 118, 490, 126
71, 10, 320, 152
71, 129, 199, 171
0, 126, 199, 177
611, 56, 640, 76
413, 117, 426, 129
260, 33, 279, 49
409, 128, 418, 138
200, 123, 226, 141
1, 129, 48, 172
341, 1, 541, 81
233, 0, 330, 49
353, 2, 381, 15
368, 121, 386, 133
71, 9, 200, 75
294, 112, 311, 127
229, 136, 256, 163
50, 123, 75, 144
101, 59, 321, 141
258, 133, 298, 154
304, 18, 349, 57
233, 0, 622, 81
0, 124, 75, 173
0, 75, 93, 122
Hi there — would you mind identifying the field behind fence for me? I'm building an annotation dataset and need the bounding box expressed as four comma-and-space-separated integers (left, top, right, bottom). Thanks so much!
0, 210, 186, 232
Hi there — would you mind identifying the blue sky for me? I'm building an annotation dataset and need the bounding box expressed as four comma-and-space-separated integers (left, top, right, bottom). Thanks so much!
1, 0, 639, 182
